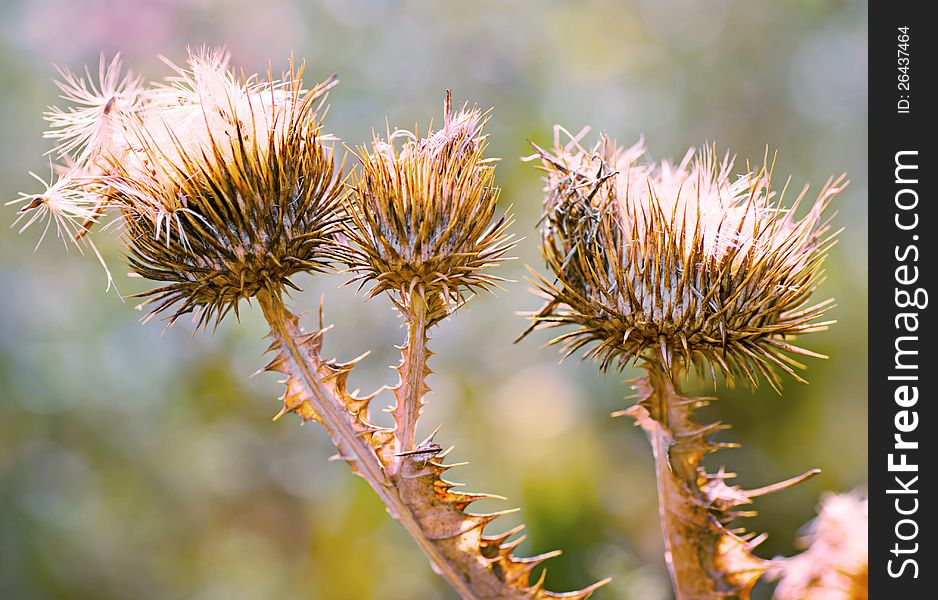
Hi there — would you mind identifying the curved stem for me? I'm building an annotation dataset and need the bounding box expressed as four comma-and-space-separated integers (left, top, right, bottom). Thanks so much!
258, 290, 477, 599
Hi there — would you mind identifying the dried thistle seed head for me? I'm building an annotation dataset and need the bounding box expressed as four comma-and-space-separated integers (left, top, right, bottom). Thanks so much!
526, 129, 845, 388
15, 48, 345, 327
345, 92, 515, 322
114, 54, 343, 327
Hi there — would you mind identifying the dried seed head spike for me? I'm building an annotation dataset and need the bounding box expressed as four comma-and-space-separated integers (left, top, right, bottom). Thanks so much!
524, 130, 846, 387
345, 90, 516, 324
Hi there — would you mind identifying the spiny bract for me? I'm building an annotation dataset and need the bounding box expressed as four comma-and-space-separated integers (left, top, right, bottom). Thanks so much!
15, 48, 345, 327
525, 128, 846, 388
345, 92, 515, 323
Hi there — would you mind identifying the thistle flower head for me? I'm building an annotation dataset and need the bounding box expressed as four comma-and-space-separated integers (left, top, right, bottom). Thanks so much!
345, 92, 515, 322
526, 129, 845, 388
15, 48, 345, 327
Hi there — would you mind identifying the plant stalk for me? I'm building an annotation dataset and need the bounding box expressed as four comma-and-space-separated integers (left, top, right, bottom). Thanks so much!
257, 290, 478, 599
393, 292, 430, 460
258, 290, 605, 599
626, 361, 772, 600
646, 364, 713, 598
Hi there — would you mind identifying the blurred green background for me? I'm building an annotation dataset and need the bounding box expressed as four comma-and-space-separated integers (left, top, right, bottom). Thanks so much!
0, 1, 866, 598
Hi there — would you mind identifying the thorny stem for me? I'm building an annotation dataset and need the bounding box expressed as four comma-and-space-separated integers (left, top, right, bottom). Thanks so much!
645, 363, 702, 598
257, 290, 478, 600
627, 360, 784, 600
393, 293, 430, 461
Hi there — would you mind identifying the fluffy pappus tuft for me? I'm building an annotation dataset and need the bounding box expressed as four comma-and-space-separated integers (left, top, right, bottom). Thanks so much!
43, 53, 145, 168
9, 169, 102, 250
345, 91, 515, 322
524, 128, 846, 389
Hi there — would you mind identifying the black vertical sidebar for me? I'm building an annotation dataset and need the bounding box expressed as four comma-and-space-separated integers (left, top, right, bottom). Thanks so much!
869, 2, 934, 597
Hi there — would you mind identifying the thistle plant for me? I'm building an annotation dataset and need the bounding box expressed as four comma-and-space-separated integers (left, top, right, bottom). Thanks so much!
12, 51, 606, 599
522, 128, 851, 599
769, 491, 868, 600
